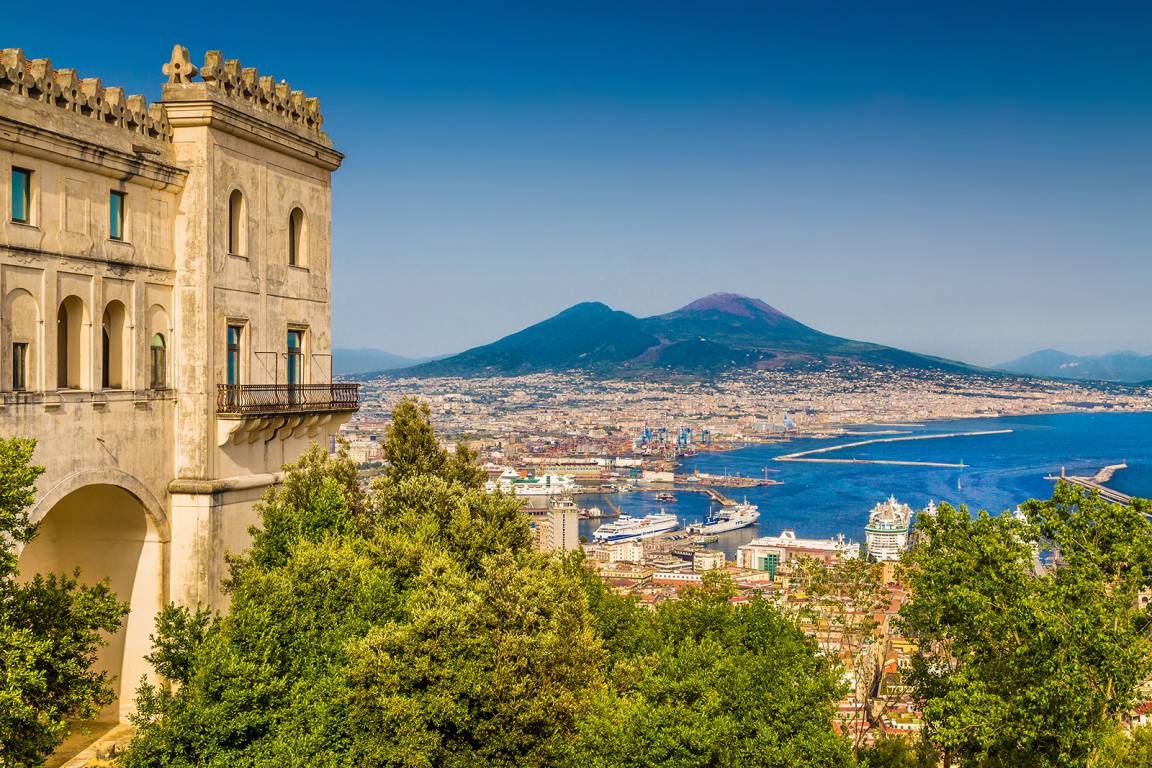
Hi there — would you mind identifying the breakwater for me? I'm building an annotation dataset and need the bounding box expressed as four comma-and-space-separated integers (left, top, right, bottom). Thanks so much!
774, 429, 1013, 468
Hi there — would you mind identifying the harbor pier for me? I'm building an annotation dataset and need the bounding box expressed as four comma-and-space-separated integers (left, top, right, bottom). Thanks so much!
1046, 464, 1134, 507
775, 429, 1013, 468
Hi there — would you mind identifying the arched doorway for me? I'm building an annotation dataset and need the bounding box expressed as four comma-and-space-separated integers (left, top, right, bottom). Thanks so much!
18, 483, 166, 721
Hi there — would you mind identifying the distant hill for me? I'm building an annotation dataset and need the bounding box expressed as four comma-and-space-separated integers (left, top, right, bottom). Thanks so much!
333, 347, 424, 376
398, 293, 981, 378
998, 349, 1152, 384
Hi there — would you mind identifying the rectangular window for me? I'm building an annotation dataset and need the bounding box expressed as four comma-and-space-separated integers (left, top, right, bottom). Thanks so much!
109, 191, 125, 240
12, 343, 27, 391
286, 329, 304, 406
286, 329, 304, 386
11, 168, 30, 224
226, 325, 243, 386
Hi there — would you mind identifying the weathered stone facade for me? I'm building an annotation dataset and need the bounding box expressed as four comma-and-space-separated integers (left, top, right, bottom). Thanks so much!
0, 45, 353, 720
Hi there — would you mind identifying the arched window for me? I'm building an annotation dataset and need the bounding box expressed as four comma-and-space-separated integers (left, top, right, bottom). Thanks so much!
56, 295, 87, 390
4, 289, 38, 392
288, 207, 305, 267
150, 334, 166, 389
101, 300, 127, 389
228, 189, 246, 256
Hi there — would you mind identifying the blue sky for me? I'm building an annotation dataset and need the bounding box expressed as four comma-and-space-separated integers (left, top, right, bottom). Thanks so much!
9, 1, 1152, 364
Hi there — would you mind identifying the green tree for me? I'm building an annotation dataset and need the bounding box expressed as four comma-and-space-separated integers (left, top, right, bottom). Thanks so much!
900, 483, 1152, 767
855, 735, 937, 768
381, 397, 486, 489
1098, 725, 1152, 767
123, 401, 577, 767
0, 438, 127, 767
571, 572, 854, 768
343, 551, 605, 768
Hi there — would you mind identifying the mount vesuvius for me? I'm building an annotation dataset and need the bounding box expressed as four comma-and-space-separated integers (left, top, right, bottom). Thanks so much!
395, 293, 979, 378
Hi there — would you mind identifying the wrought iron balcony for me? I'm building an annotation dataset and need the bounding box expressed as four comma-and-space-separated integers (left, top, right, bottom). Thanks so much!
216, 383, 359, 416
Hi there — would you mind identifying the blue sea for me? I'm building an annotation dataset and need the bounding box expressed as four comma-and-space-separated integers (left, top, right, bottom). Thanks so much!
576, 412, 1152, 556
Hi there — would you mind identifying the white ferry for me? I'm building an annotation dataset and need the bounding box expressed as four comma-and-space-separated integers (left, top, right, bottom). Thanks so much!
592, 513, 679, 543
686, 500, 760, 535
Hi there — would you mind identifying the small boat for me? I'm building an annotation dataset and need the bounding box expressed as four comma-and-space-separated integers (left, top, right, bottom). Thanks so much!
655, 492, 677, 503
580, 505, 617, 519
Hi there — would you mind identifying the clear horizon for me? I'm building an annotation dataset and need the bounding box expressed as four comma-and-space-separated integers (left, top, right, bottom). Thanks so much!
12, 1, 1152, 366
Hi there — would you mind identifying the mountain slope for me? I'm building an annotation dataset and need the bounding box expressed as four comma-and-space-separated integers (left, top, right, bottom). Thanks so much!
333, 347, 424, 376
998, 349, 1152, 384
399, 293, 979, 378
638, 293, 971, 372
405, 302, 660, 377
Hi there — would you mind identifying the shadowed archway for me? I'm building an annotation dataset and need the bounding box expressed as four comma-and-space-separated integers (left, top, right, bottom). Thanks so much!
18, 483, 166, 721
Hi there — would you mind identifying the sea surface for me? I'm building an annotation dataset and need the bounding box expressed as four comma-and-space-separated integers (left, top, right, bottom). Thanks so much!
576, 412, 1152, 557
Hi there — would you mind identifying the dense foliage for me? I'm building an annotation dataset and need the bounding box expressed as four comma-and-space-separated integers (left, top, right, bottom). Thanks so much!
900, 485, 1152, 767
123, 397, 852, 767
0, 438, 127, 767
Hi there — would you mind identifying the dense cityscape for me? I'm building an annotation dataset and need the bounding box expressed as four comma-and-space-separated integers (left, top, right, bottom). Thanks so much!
344, 366, 1152, 462
337, 367, 1152, 745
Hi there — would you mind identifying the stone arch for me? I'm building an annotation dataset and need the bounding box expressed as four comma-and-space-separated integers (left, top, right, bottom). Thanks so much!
56, 294, 88, 389
19, 474, 168, 721
29, 467, 169, 539
101, 299, 129, 389
2, 288, 39, 391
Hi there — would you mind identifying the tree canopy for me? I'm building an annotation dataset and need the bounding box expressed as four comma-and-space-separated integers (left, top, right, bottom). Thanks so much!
122, 399, 853, 767
900, 484, 1152, 767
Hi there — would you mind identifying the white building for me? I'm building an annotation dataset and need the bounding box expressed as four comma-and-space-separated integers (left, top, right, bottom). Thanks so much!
865, 496, 913, 562
693, 550, 726, 572
737, 529, 860, 578
2, 45, 353, 720
583, 538, 645, 564
526, 504, 579, 553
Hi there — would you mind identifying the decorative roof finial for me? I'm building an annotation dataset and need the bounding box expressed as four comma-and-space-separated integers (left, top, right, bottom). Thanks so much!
163, 44, 197, 85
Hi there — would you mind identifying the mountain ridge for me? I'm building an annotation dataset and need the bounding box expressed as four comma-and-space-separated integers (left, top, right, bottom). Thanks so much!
998, 349, 1152, 384
333, 347, 426, 376
397, 293, 983, 378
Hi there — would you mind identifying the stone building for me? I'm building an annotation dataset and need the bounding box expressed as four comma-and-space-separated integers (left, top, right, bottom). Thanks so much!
737, 529, 860, 578
0, 45, 356, 720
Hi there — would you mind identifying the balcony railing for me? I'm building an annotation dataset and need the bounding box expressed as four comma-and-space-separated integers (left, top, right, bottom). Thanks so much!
216, 383, 359, 416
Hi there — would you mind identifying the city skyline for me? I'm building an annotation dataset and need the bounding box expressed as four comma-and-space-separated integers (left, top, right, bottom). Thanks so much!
10, 1, 1152, 365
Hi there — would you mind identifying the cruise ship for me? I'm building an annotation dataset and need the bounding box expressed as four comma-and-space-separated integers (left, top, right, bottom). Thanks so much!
865, 496, 913, 562
686, 500, 760, 535
592, 513, 679, 543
